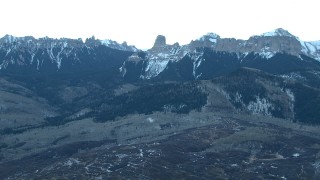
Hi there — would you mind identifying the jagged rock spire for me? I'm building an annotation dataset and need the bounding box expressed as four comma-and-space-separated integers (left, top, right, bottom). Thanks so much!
152, 35, 166, 49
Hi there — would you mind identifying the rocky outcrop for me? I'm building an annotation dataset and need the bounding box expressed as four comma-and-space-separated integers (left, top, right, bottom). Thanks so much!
152, 35, 166, 49
214, 28, 320, 59
215, 36, 302, 57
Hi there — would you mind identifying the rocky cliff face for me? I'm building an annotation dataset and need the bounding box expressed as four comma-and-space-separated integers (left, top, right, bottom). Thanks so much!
0, 35, 136, 71
215, 29, 312, 58
120, 28, 320, 80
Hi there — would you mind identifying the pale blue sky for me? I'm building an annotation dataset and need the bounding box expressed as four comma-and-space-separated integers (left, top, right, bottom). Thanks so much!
0, 0, 319, 49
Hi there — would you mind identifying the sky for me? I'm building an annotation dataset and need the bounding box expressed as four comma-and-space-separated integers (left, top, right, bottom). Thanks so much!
0, 0, 319, 49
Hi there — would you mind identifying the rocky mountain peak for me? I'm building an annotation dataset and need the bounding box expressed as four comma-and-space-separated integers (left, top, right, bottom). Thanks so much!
260, 28, 294, 37
85, 36, 101, 47
173, 42, 180, 47
198, 33, 220, 41
0, 35, 36, 44
1, 34, 18, 43
152, 35, 166, 49
189, 32, 220, 49
233, 28, 308, 58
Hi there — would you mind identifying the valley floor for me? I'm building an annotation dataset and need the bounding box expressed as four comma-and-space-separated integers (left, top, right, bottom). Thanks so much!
1, 111, 320, 179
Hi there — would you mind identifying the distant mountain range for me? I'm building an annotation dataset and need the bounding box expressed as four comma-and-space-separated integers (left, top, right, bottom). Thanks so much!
1, 28, 319, 81
0, 35, 136, 74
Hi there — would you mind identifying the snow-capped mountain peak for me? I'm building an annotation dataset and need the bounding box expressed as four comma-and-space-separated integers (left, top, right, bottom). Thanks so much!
260, 28, 294, 37
100, 39, 138, 52
188, 33, 220, 50
245, 28, 306, 59
197, 33, 220, 42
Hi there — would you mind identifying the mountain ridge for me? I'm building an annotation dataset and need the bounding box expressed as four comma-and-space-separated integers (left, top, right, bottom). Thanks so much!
1, 28, 319, 52
120, 28, 320, 80
1, 28, 320, 80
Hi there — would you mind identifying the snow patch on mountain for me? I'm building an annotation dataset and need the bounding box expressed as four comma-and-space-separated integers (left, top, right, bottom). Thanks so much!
100, 39, 137, 52
284, 88, 295, 115
280, 72, 307, 81
247, 97, 274, 116
56, 45, 65, 69
30, 54, 35, 64
209, 38, 217, 43
100, 40, 112, 46
197, 33, 220, 41
258, 52, 274, 59
3, 35, 18, 43
258, 47, 275, 59
311, 41, 320, 47
5, 48, 11, 56
300, 41, 320, 60
234, 92, 245, 106
193, 58, 203, 78
142, 59, 169, 79
285, 89, 295, 102
260, 28, 294, 37
301, 41, 320, 61
190, 51, 205, 79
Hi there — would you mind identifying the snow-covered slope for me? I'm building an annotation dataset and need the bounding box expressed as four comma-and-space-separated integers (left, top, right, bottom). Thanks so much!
257, 28, 320, 60
300, 40, 320, 61
120, 34, 219, 80
194, 33, 220, 47
260, 28, 295, 37
100, 39, 138, 52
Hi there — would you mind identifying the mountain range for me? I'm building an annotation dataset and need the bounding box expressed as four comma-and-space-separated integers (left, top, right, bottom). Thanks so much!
1, 28, 319, 78
1, 28, 320, 179
1, 28, 320, 124
121, 28, 320, 80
